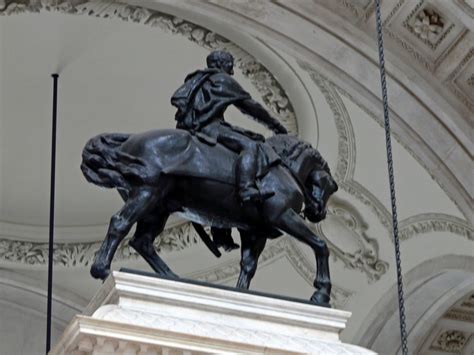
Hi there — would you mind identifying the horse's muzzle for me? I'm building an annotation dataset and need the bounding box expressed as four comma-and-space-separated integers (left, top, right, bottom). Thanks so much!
304, 203, 327, 223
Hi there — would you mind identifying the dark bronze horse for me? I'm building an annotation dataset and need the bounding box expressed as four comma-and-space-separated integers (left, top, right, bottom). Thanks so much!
81, 130, 338, 306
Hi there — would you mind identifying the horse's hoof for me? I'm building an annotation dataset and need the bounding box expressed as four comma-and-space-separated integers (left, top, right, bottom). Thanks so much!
90, 263, 110, 280
310, 290, 331, 308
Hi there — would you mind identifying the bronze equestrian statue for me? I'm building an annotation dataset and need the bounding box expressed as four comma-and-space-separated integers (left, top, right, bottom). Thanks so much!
81, 51, 338, 307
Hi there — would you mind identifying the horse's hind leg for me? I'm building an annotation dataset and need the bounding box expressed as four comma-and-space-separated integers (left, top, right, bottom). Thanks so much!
236, 230, 266, 289
275, 209, 331, 307
129, 214, 177, 278
90, 187, 160, 280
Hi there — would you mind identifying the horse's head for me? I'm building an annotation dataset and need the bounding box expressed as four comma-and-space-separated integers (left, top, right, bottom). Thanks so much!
266, 134, 338, 222
303, 169, 338, 223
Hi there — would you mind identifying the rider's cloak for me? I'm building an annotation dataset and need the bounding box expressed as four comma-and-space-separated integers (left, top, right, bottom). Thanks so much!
171, 69, 252, 131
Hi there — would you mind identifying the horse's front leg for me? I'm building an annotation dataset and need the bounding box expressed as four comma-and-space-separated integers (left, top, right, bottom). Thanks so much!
275, 209, 331, 307
91, 187, 160, 280
236, 230, 266, 289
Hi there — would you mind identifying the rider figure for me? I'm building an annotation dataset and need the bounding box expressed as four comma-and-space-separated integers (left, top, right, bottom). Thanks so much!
171, 50, 287, 203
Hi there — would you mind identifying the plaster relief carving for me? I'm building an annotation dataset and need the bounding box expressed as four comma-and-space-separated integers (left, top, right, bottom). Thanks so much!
462, 293, 474, 308
383, 0, 467, 72
398, 213, 473, 241
298, 61, 394, 234
329, 73, 471, 222
332, 0, 376, 21
0, 223, 199, 267
98, 306, 364, 354
405, 5, 452, 50
444, 309, 474, 323
313, 199, 389, 283
0, 0, 298, 134
468, 74, 474, 86
298, 60, 473, 246
411, 8, 445, 43
446, 48, 474, 111
435, 330, 468, 352
297, 62, 356, 182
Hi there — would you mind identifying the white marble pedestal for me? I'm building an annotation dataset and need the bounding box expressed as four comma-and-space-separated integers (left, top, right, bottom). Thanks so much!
50, 270, 375, 354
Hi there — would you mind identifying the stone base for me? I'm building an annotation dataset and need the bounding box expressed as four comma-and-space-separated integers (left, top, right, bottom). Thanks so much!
50, 270, 376, 354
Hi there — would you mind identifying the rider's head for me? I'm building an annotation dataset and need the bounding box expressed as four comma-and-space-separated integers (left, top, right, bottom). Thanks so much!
206, 50, 234, 75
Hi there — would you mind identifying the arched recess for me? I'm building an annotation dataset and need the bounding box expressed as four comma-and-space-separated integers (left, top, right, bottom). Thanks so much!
0, 0, 322, 138
0, 269, 86, 353
0, 0, 318, 239
0, 0, 317, 243
352, 255, 474, 354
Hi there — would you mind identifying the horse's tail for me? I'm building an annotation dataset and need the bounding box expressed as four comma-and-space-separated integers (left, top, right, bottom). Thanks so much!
80, 133, 148, 191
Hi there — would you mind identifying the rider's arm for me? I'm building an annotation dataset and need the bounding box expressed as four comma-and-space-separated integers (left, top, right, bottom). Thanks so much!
235, 98, 288, 134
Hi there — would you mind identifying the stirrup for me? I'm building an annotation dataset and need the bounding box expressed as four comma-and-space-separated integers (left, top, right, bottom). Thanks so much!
239, 186, 260, 202
239, 186, 274, 202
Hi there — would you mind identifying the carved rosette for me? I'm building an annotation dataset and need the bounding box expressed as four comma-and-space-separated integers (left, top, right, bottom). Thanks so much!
436, 330, 467, 352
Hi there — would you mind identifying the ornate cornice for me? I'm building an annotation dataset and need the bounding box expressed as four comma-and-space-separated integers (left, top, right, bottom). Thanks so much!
399, 213, 473, 241
444, 309, 474, 323
446, 47, 474, 111
0, 0, 298, 134
0, 220, 355, 308
297, 62, 356, 182
0, 222, 198, 267
298, 61, 393, 232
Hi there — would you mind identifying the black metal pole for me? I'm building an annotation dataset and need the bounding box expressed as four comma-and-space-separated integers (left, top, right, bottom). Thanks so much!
46, 73, 59, 354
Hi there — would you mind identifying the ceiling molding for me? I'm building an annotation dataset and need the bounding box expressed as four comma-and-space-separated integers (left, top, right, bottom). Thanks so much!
399, 213, 473, 241
167, 0, 472, 221
0, 0, 298, 134
352, 255, 474, 348
299, 61, 472, 243
314, 198, 389, 283
0, 222, 199, 267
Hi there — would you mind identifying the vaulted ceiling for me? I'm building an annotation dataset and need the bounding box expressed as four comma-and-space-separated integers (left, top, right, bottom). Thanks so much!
0, 1, 472, 354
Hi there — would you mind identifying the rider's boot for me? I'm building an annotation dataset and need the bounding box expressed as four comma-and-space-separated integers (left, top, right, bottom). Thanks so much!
211, 227, 239, 251
239, 184, 262, 202
237, 149, 275, 202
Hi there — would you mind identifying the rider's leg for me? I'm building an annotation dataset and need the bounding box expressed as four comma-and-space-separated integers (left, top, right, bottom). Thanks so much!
236, 144, 260, 201
211, 227, 239, 251
205, 124, 261, 201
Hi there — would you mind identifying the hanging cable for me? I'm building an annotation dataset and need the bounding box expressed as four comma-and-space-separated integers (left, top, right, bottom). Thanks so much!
374, 1, 408, 354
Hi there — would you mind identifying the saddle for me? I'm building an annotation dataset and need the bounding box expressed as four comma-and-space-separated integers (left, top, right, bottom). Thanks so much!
160, 131, 280, 185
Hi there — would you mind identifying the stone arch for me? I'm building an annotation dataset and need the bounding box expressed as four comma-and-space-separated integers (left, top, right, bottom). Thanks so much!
353, 255, 474, 354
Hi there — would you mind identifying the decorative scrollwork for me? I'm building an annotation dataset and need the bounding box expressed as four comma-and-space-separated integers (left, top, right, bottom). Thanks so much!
0, 223, 198, 267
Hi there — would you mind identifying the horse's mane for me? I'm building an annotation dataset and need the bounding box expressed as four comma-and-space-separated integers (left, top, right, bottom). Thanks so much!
81, 133, 147, 190
266, 135, 330, 175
